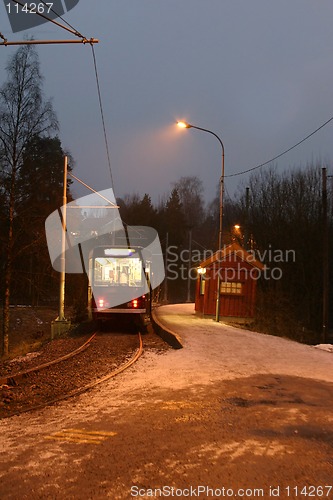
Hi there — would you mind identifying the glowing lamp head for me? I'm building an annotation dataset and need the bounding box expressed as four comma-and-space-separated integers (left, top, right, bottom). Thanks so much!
177, 121, 192, 129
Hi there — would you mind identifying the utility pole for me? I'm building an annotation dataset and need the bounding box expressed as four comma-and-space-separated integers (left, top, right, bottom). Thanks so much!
244, 187, 250, 251
59, 155, 68, 321
322, 167, 328, 344
51, 156, 71, 338
186, 227, 192, 302
163, 233, 169, 303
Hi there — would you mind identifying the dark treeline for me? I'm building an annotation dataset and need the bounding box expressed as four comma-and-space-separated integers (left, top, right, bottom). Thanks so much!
118, 165, 333, 344
233, 166, 333, 342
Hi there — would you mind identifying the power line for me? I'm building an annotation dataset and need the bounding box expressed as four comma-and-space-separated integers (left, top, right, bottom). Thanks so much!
2, 2, 115, 192
1, 3, 97, 43
9, 0, 83, 38
90, 44, 115, 192
35, 2, 115, 190
226, 115, 333, 178
39, 0, 84, 38
224, 184, 234, 204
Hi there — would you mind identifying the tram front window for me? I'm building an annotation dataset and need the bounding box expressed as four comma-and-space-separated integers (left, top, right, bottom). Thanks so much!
94, 257, 143, 287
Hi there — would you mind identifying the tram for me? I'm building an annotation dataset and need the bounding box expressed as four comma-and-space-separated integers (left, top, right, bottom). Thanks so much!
87, 245, 151, 324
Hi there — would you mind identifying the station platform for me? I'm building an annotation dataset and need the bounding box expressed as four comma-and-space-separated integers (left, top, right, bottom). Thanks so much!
152, 303, 238, 349
152, 303, 333, 357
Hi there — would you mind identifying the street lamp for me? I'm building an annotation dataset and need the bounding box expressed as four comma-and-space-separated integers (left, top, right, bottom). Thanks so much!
177, 120, 225, 322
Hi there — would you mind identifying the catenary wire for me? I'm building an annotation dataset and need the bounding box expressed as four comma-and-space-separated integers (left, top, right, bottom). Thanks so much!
9, 3, 331, 191
10, 0, 83, 37
90, 44, 115, 191
38, 0, 85, 37
226, 115, 333, 178
40, 3, 115, 190
224, 184, 234, 204
6, 1, 116, 192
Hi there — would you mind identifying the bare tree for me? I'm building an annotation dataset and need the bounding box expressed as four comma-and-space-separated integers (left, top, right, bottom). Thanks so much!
236, 164, 326, 339
0, 44, 58, 355
172, 176, 205, 228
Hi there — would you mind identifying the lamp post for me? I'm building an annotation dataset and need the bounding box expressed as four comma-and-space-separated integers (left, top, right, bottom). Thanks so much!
177, 121, 225, 322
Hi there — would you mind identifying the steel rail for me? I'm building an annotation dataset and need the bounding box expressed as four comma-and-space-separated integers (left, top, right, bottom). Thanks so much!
1, 332, 143, 419
0, 332, 97, 386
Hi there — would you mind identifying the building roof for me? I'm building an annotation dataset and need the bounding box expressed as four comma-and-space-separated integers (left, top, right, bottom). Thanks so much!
199, 242, 265, 271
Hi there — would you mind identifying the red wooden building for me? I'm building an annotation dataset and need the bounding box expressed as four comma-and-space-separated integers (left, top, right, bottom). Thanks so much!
195, 242, 264, 320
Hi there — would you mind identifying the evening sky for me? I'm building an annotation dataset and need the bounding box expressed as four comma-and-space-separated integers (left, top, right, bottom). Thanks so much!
1, 0, 333, 205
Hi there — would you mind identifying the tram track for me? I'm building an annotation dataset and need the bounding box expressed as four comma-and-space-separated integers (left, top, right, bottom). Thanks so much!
0, 328, 151, 419
0, 332, 98, 387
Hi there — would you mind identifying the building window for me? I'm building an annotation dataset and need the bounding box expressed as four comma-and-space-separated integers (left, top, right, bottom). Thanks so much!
220, 282, 243, 295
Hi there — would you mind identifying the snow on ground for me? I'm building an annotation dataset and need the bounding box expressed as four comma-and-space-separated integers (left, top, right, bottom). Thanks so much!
148, 303, 333, 386
2, 303, 333, 432
314, 344, 333, 353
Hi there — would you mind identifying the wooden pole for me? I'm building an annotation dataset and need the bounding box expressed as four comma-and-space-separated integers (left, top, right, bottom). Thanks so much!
58, 156, 68, 321
322, 167, 328, 343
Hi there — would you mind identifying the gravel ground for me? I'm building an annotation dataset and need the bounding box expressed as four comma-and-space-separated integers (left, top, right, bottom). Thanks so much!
0, 323, 170, 419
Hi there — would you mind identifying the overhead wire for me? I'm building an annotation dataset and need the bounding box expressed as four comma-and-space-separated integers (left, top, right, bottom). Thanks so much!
6, 1, 332, 192
38, 0, 84, 37
10, 0, 84, 38
226, 115, 333, 178
90, 44, 115, 192
224, 184, 234, 204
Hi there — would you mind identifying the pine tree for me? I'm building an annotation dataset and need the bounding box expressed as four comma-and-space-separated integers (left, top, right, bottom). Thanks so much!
13, 135, 73, 305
